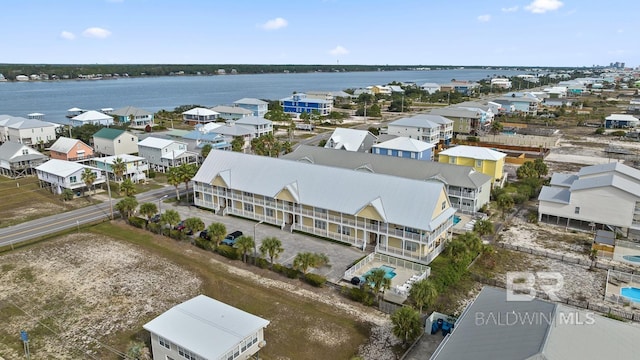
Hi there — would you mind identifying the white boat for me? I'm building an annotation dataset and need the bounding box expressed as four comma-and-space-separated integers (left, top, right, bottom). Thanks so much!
15, 75, 29, 81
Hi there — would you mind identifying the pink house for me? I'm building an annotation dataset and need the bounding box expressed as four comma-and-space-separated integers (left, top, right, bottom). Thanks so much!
48, 136, 94, 161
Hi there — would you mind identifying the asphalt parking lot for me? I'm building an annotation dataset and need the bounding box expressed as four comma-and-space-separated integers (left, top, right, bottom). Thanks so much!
163, 201, 367, 282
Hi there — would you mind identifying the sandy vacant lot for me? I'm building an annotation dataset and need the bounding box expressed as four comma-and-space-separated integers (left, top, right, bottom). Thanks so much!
0, 234, 202, 359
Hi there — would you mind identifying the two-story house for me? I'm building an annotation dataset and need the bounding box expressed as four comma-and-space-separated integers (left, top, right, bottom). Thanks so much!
234, 98, 269, 117
429, 107, 488, 136
36, 159, 106, 195
438, 145, 506, 186
234, 116, 274, 138
92, 128, 139, 156
0, 116, 59, 145
192, 150, 456, 265
494, 93, 542, 115
144, 295, 270, 360
210, 105, 253, 121
324, 128, 378, 152
372, 137, 435, 161
111, 106, 154, 128
280, 93, 332, 116
70, 110, 114, 127
138, 137, 198, 172
48, 137, 94, 161
92, 154, 149, 183
182, 107, 220, 125
194, 122, 254, 152
387, 115, 453, 146
0, 141, 48, 178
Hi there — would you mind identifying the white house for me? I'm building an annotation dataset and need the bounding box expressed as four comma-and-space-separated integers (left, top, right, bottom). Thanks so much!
196, 122, 254, 152
372, 136, 435, 161
36, 159, 106, 195
144, 295, 270, 360
92, 154, 149, 183
111, 106, 154, 128
0, 141, 48, 178
138, 137, 198, 172
324, 128, 378, 152
234, 116, 273, 138
0, 116, 59, 145
210, 105, 253, 121
387, 115, 454, 146
92, 128, 139, 156
182, 107, 220, 125
538, 162, 640, 238
420, 82, 441, 94
69, 110, 114, 127
233, 98, 269, 117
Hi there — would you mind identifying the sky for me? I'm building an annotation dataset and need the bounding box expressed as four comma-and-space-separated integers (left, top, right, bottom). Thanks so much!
2, 0, 638, 67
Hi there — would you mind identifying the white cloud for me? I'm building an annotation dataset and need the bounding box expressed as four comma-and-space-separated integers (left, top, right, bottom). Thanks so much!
501, 6, 519, 12
82, 27, 112, 39
260, 17, 288, 30
477, 14, 491, 22
525, 0, 563, 14
60, 31, 76, 40
329, 45, 349, 56
617, 29, 624, 33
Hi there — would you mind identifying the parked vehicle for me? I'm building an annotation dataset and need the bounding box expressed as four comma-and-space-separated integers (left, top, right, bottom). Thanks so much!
221, 230, 243, 246
199, 230, 210, 240
174, 221, 186, 231
150, 214, 161, 223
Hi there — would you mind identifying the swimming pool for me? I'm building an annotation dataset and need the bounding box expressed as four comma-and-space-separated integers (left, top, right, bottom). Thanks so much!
453, 215, 461, 225
620, 287, 640, 303
360, 265, 397, 284
622, 255, 640, 263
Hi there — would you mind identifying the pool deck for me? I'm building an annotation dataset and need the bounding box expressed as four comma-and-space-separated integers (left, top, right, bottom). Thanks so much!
613, 241, 640, 266
351, 260, 427, 303
605, 271, 640, 310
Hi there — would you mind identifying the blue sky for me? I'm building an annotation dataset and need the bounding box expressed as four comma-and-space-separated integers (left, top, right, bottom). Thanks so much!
3, 0, 638, 67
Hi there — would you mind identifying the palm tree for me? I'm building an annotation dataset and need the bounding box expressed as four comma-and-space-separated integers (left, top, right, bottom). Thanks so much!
364, 268, 391, 303
207, 222, 226, 244
115, 196, 138, 219
201, 143, 213, 159
235, 235, 255, 263
391, 306, 422, 346
167, 167, 181, 200
473, 219, 494, 236
589, 248, 598, 270
409, 279, 438, 313
111, 157, 127, 182
184, 217, 205, 235
259, 237, 284, 268
139, 202, 158, 223
293, 252, 329, 274
81, 168, 97, 197
160, 209, 180, 238
445, 239, 469, 263
497, 193, 515, 219
119, 178, 137, 197
178, 163, 198, 202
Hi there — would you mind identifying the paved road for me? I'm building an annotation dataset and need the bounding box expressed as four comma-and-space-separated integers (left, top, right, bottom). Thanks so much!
0, 186, 178, 248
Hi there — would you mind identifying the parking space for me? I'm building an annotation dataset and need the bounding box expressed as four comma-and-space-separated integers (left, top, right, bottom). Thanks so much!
162, 201, 367, 282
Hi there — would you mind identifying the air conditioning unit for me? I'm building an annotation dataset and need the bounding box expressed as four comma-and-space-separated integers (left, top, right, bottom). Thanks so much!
258, 340, 267, 348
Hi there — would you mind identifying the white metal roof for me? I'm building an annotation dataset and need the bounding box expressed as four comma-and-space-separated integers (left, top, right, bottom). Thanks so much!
234, 98, 268, 105
93, 154, 146, 164
71, 110, 112, 122
48, 137, 88, 153
389, 116, 442, 129
325, 128, 375, 151
605, 114, 639, 122
235, 116, 271, 126
36, 159, 99, 177
144, 295, 270, 360
182, 107, 219, 116
211, 105, 253, 115
138, 137, 178, 149
372, 137, 434, 152
439, 145, 506, 161
193, 150, 455, 231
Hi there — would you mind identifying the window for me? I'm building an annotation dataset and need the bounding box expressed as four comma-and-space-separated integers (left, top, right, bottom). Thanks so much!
411, 152, 416, 159
574, 207, 580, 214
337, 225, 351, 236
375, 148, 380, 154
177, 346, 197, 360
118, 139, 121, 143
69, 176, 77, 183
314, 207, 327, 214
22, 149, 28, 155
398, 150, 403, 157
158, 336, 171, 350
449, 156, 456, 164
265, 208, 274, 217
476, 159, 482, 167
244, 203, 254, 212
387, 149, 392, 155
243, 191, 253, 197
314, 219, 326, 230
441, 201, 447, 210
404, 242, 418, 251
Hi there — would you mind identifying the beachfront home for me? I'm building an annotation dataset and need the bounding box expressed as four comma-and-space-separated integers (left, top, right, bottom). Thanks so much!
234, 98, 269, 117
387, 115, 453, 146
138, 137, 198, 172
48, 137, 93, 161
193, 150, 456, 265
182, 107, 219, 125
235, 116, 273, 138
538, 162, 640, 237
194, 122, 254, 152
493, 93, 542, 115
604, 114, 639, 129
284, 145, 491, 214
69, 110, 114, 127
92, 154, 149, 183
440, 81, 479, 95
0, 142, 48, 178
430, 286, 638, 360
324, 128, 377, 152
182, 129, 231, 152
490, 78, 512, 89
420, 82, 441, 94
372, 137, 435, 161
280, 93, 333, 116
0, 116, 59, 146
36, 159, 106, 195
111, 106, 154, 128
210, 105, 253, 121
438, 145, 506, 186
429, 107, 489, 136
144, 295, 270, 360
92, 128, 139, 156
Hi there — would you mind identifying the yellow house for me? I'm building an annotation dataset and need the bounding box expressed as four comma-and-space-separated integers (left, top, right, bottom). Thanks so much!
438, 145, 506, 186
192, 150, 456, 265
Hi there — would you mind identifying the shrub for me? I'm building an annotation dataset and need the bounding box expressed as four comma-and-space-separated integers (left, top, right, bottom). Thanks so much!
147, 169, 156, 179
303, 273, 326, 287
467, 136, 479, 143
610, 130, 626, 137
216, 245, 240, 260
128, 216, 147, 229
342, 286, 374, 306
594, 127, 605, 135
194, 237, 214, 251
255, 257, 270, 269
272, 263, 300, 279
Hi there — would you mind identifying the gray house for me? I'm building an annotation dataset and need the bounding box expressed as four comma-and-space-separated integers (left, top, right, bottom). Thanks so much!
0, 141, 48, 178
138, 136, 198, 172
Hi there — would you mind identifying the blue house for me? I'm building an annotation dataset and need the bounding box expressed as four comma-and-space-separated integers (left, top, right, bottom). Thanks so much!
372, 137, 435, 161
604, 114, 639, 129
280, 93, 332, 116
234, 98, 269, 117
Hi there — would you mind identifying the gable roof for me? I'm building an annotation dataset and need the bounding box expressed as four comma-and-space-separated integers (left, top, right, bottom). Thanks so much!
0, 142, 46, 162
111, 106, 152, 117
182, 107, 219, 116
325, 128, 376, 151
72, 110, 112, 121
36, 159, 98, 177
210, 105, 253, 115
198, 123, 254, 136
138, 137, 177, 149
93, 128, 126, 140
6, 117, 58, 129
48, 137, 90, 153
577, 162, 640, 179
373, 137, 434, 152
439, 145, 506, 161
233, 98, 268, 105
389, 115, 445, 129
194, 150, 455, 231
143, 295, 270, 360
430, 107, 483, 119
605, 114, 639, 122
235, 116, 271, 126
283, 145, 491, 189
